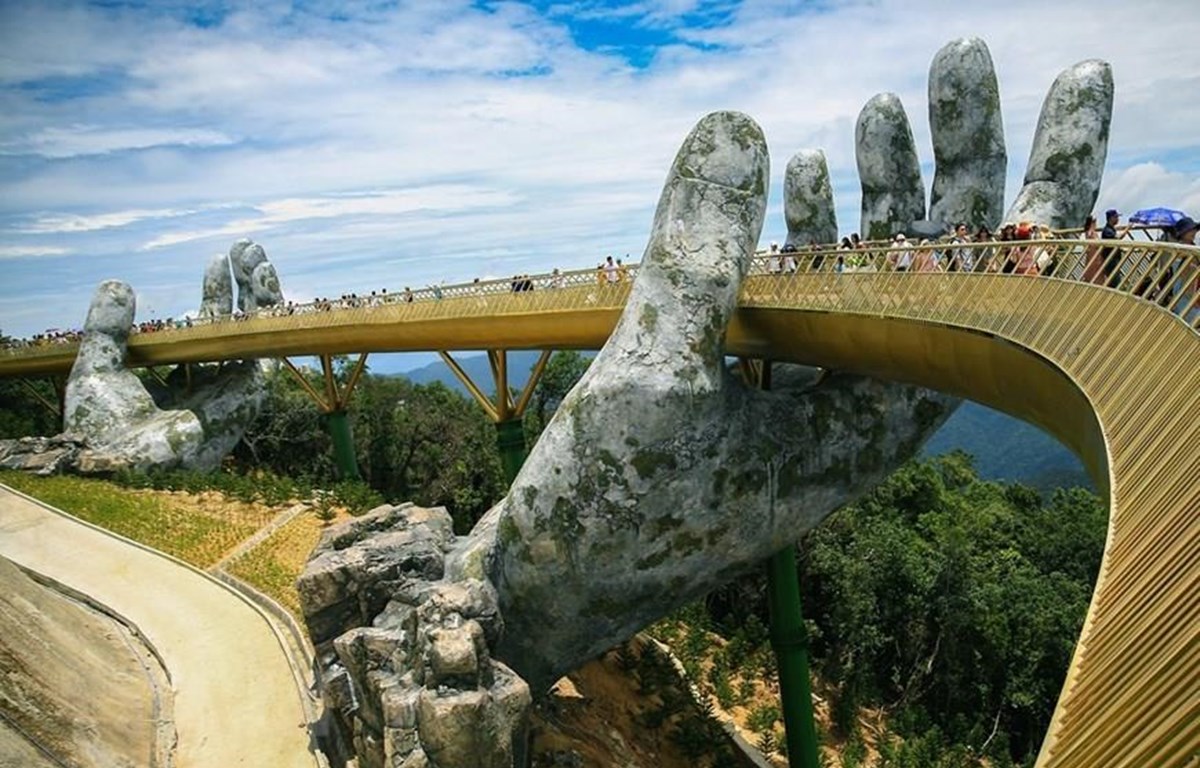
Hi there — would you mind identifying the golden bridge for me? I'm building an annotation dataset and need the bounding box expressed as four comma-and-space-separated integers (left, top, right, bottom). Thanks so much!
3, 238, 1198, 767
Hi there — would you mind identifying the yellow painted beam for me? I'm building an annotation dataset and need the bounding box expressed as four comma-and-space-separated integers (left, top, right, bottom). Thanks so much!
512, 349, 553, 420
280, 357, 331, 412
439, 351, 500, 422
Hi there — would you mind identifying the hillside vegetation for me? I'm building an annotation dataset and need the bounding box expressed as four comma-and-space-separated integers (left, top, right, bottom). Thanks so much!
0, 355, 1106, 766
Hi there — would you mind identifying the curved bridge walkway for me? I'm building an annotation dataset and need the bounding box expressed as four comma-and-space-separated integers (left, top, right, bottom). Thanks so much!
0, 485, 320, 768
3, 239, 1198, 767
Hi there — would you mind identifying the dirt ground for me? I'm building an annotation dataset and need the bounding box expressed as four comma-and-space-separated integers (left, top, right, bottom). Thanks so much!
0, 556, 171, 768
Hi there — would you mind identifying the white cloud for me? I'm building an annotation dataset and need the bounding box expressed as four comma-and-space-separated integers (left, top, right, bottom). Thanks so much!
1, 125, 236, 159
138, 185, 522, 249
0, 0, 1197, 340
17, 206, 208, 234
1097, 163, 1200, 219
0, 245, 70, 259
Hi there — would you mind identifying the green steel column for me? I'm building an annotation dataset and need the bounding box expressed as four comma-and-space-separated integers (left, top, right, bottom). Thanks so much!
767, 546, 820, 768
325, 409, 361, 480
494, 418, 527, 485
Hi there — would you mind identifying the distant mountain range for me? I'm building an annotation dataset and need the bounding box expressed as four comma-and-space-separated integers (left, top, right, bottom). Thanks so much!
396, 351, 1090, 493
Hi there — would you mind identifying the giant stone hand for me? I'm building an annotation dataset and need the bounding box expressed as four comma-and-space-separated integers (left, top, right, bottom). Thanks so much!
786, 37, 1113, 244
451, 112, 958, 692
62, 241, 281, 471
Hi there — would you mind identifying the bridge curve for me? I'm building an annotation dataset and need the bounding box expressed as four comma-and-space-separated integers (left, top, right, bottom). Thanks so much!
3, 239, 1198, 766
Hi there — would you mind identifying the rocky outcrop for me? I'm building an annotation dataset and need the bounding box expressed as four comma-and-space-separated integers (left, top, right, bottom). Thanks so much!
784, 149, 838, 246
299, 504, 530, 768
856, 93, 926, 240
928, 37, 1006, 231
64, 281, 208, 470
1006, 60, 1113, 228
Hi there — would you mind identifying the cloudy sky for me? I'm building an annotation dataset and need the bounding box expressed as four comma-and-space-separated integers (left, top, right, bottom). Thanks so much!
2, 0, 1198, 365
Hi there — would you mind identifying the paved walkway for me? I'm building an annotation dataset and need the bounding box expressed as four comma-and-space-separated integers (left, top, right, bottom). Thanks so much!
0, 485, 319, 768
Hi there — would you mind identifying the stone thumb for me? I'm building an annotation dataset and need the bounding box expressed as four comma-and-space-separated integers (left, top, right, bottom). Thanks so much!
604, 111, 768, 390
75, 280, 136, 374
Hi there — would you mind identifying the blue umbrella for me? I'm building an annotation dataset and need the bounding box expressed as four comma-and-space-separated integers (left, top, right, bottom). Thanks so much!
1129, 207, 1186, 226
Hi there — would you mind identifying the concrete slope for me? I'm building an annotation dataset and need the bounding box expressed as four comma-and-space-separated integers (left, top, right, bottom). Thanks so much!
0, 485, 318, 768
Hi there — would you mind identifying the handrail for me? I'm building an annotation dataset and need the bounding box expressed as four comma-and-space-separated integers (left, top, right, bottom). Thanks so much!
2, 239, 1196, 366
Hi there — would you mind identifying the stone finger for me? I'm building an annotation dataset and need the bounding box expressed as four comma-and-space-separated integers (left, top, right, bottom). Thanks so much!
928, 37, 1006, 231
784, 149, 838, 247
200, 253, 233, 319
1006, 60, 1113, 228
857, 93, 925, 240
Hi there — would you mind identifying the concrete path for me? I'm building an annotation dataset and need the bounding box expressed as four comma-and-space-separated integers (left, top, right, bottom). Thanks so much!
0, 485, 320, 768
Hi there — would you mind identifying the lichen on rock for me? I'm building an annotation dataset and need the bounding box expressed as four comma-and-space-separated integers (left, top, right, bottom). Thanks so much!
856, 93, 926, 239
784, 149, 839, 246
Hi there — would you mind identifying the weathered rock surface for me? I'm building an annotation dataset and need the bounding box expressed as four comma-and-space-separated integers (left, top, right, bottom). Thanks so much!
230, 240, 283, 311
24, 237, 288, 476
928, 37, 1006, 230
784, 149, 838, 246
0, 435, 89, 474
299, 504, 530, 768
0, 556, 173, 768
1006, 60, 1113, 228
200, 252, 233, 319
63, 280, 208, 470
857, 93, 926, 240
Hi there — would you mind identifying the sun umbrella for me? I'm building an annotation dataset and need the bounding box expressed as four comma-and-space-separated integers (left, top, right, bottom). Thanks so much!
1129, 207, 1186, 226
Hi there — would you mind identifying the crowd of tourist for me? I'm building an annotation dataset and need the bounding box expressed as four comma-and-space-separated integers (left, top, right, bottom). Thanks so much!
4, 215, 1196, 352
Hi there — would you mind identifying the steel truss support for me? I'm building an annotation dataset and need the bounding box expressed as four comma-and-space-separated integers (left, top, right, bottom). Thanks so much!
439, 349, 553, 484
280, 353, 370, 480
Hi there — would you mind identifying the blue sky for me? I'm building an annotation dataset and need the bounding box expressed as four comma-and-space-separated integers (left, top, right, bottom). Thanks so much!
2, 0, 1198, 371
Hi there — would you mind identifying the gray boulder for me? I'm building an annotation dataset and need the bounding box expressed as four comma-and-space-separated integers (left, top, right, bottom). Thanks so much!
455, 112, 957, 692
229, 241, 283, 312
64, 281, 206, 470
928, 37, 1006, 231
784, 149, 838, 246
856, 93, 926, 240
59, 278, 267, 473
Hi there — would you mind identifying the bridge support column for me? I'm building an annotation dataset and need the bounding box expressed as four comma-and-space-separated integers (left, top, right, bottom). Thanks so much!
767, 547, 820, 768
281, 353, 369, 481
325, 409, 361, 480
742, 357, 820, 768
495, 419, 527, 485
440, 349, 552, 488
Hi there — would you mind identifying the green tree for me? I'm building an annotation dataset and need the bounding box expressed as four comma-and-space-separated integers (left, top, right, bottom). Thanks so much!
522, 351, 591, 440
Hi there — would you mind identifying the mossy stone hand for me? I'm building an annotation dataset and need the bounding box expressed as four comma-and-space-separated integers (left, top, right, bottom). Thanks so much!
787, 37, 1113, 245
63, 242, 281, 471
451, 112, 958, 692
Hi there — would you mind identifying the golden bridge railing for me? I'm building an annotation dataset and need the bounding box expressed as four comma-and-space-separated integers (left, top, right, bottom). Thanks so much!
741, 241, 1199, 768
2, 239, 1196, 368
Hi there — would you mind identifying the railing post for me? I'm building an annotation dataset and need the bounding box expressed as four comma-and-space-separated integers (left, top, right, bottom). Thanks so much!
325, 408, 361, 480
494, 418, 527, 486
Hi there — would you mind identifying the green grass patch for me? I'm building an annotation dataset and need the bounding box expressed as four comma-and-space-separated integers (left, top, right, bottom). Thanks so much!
1, 470, 270, 569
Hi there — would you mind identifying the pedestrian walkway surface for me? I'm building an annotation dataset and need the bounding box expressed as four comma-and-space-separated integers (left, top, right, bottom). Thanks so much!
0, 485, 319, 768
